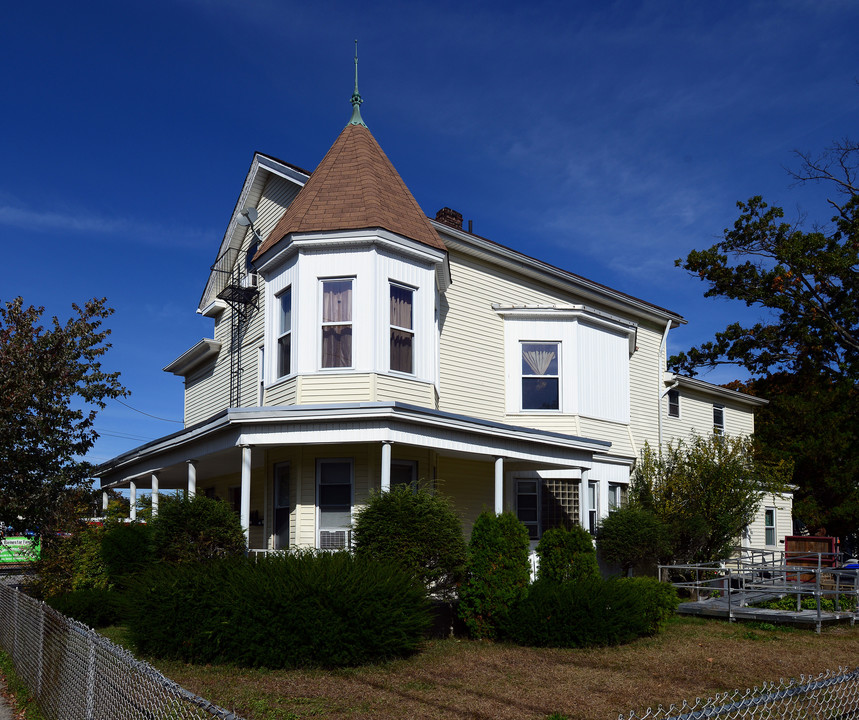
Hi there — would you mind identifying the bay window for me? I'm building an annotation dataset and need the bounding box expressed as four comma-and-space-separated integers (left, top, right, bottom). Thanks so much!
390, 283, 414, 374
276, 288, 292, 378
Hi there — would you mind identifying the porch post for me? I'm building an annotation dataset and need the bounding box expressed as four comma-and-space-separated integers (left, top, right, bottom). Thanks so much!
187, 460, 197, 497
579, 468, 589, 531
151, 473, 159, 517
129, 481, 137, 521
494, 457, 504, 514
381, 442, 392, 492
102, 490, 108, 515
241, 445, 252, 547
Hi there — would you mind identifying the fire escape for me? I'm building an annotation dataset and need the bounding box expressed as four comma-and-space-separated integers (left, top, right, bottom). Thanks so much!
211, 234, 259, 408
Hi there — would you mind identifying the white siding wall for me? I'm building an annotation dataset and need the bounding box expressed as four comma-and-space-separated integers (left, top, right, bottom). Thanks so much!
662, 387, 756, 443
576, 322, 629, 423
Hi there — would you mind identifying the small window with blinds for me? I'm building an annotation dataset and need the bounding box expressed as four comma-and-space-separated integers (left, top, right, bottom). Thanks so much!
521, 342, 559, 410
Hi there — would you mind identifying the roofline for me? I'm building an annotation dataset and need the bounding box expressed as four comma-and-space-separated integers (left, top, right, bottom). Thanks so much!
673, 374, 769, 406
94, 401, 611, 478
432, 220, 686, 327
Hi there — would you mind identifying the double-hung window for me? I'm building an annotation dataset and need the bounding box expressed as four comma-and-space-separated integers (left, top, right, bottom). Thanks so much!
276, 288, 292, 378
321, 279, 353, 368
521, 342, 559, 410
587, 481, 598, 534
713, 404, 725, 435
317, 459, 352, 549
764, 508, 776, 546
607, 483, 627, 512
390, 283, 414, 374
667, 388, 680, 418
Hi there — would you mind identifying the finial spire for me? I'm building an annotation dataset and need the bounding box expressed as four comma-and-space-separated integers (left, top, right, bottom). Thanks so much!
349, 39, 366, 127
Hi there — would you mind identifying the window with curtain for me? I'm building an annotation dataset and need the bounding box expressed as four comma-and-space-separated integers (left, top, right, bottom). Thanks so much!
321, 279, 353, 368
390, 283, 414, 374
521, 342, 559, 410
277, 288, 291, 378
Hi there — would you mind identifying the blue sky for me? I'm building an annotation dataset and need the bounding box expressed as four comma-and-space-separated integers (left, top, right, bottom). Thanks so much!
1, 0, 857, 467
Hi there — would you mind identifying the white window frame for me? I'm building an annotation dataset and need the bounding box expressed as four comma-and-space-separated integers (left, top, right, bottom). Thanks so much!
316, 458, 353, 549
607, 482, 627, 512
276, 287, 292, 379
257, 346, 265, 406
667, 388, 680, 418
764, 507, 776, 547
520, 341, 561, 412
587, 480, 598, 535
713, 404, 725, 435
389, 282, 415, 375
320, 278, 354, 370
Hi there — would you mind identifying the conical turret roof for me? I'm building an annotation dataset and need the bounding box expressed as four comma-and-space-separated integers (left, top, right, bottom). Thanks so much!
257, 122, 446, 257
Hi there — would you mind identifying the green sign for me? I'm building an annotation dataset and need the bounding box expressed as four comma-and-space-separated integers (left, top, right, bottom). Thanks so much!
0, 536, 40, 564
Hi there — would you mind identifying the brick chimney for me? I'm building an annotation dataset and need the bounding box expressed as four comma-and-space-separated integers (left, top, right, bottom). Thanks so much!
435, 207, 463, 230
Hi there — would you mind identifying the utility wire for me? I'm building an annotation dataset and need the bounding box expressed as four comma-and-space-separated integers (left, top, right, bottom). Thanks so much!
115, 398, 183, 423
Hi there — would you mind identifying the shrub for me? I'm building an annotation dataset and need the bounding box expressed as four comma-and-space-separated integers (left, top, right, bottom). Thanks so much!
124, 551, 431, 668
597, 506, 668, 575
46, 588, 122, 628
36, 523, 109, 599
503, 576, 678, 648
458, 511, 531, 639
149, 493, 246, 564
536, 525, 599, 583
100, 522, 154, 588
353, 484, 467, 600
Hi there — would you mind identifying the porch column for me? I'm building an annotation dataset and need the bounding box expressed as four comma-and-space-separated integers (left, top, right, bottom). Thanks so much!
151, 473, 159, 517
241, 445, 252, 547
187, 460, 197, 497
102, 490, 108, 515
129, 481, 137, 521
381, 442, 392, 492
579, 468, 589, 531
494, 457, 504, 514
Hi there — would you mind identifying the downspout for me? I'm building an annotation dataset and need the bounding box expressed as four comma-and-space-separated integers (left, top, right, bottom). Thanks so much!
657, 320, 673, 455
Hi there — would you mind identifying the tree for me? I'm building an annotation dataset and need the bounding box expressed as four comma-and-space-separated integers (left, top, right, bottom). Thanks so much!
731, 372, 859, 543
352, 483, 467, 601
0, 297, 126, 533
670, 139, 858, 381
630, 436, 790, 563
597, 506, 668, 576
535, 525, 599, 584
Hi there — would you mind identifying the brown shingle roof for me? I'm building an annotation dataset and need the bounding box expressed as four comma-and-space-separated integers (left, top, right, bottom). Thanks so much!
257, 123, 445, 257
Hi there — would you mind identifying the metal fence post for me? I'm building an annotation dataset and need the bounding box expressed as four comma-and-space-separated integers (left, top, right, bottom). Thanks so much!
85, 630, 96, 720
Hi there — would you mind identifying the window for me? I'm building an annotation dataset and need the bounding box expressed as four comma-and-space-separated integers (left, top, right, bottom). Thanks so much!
587, 481, 598, 534
521, 342, 559, 410
258, 346, 265, 405
321, 279, 353, 368
713, 404, 725, 434
391, 460, 417, 489
608, 483, 627, 511
390, 284, 414, 374
667, 388, 680, 418
765, 507, 776, 546
515, 478, 579, 540
277, 288, 292, 378
273, 463, 290, 550
228, 486, 241, 514
317, 459, 352, 549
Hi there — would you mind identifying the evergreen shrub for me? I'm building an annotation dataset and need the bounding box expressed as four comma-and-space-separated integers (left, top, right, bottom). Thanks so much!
149, 493, 246, 564
503, 576, 678, 648
352, 483, 467, 600
536, 525, 599, 583
46, 588, 122, 628
124, 551, 431, 668
597, 506, 668, 575
100, 522, 153, 588
458, 511, 531, 639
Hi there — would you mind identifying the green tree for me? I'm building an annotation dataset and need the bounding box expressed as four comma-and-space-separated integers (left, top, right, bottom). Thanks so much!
0, 297, 126, 533
352, 483, 467, 601
535, 525, 599, 584
631, 436, 790, 563
597, 506, 668, 575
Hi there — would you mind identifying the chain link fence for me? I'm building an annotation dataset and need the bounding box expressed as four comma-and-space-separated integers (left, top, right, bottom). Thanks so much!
0, 582, 245, 720
619, 667, 859, 720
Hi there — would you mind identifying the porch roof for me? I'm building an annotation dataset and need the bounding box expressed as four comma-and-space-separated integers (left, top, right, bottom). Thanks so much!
95, 402, 610, 491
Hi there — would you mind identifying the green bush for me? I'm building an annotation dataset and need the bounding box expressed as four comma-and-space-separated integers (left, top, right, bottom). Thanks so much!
458, 511, 531, 639
536, 525, 599, 583
46, 588, 122, 628
36, 523, 110, 599
149, 493, 246, 564
124, 551, 431, 668
100, 522, 154, 588
597, 506, 668, 574
352, 484, 467, 600
503, 576, 678, 648
754, 594, 858, 612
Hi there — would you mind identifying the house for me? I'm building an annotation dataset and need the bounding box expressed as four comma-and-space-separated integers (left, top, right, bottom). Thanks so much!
95, 72, 792, 556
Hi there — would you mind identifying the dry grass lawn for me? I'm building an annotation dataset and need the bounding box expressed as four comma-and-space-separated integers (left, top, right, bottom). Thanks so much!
104, 617, 859, 720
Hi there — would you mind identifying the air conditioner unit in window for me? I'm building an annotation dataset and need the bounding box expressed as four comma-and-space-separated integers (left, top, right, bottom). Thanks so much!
243, 273, 259, 289
319, 530, 348, 550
